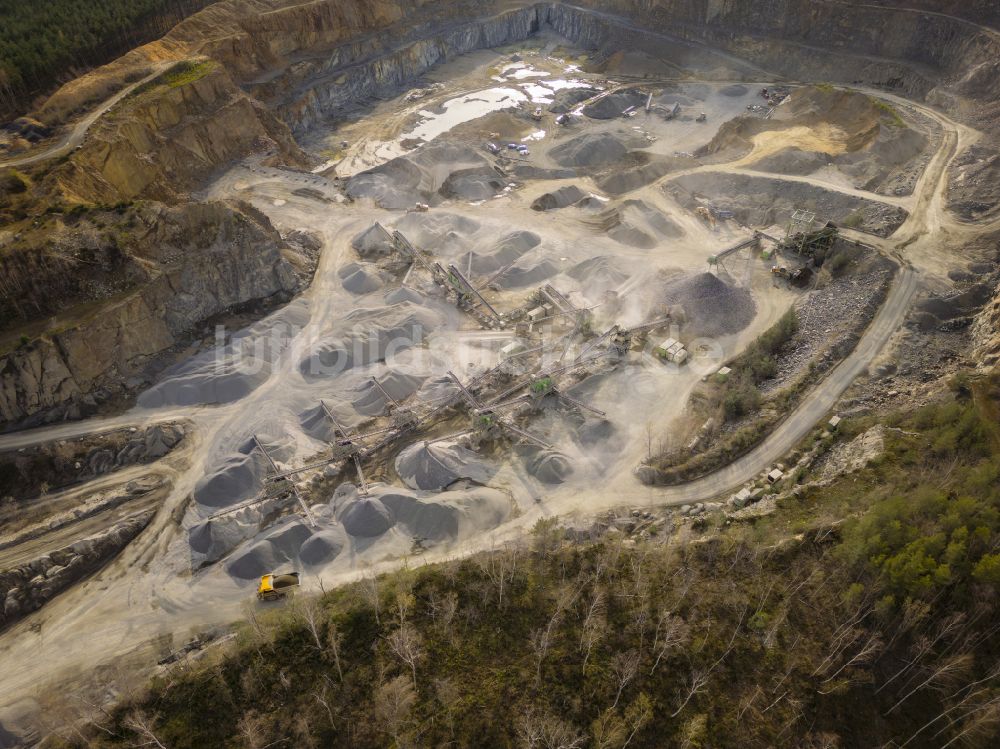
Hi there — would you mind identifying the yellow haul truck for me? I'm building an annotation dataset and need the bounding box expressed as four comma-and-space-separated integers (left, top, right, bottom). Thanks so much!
257, 571, 300, 601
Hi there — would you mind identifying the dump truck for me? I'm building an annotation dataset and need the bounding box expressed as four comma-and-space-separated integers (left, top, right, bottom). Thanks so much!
257, 572, 300, 601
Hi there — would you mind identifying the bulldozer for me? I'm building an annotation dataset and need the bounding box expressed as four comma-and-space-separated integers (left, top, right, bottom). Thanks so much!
257, 571, 300, 601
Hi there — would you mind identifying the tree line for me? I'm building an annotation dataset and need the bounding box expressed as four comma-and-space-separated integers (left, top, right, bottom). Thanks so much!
0, 0, 213, 120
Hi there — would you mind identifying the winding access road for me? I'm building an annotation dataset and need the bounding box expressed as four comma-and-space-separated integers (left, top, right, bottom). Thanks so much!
0, 65, 169, 169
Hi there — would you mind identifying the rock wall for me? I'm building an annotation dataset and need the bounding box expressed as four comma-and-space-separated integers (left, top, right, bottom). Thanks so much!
0, 202, 300, 429
52, 63, 305, 204
0, 511, 153, 630
546, 1, 1000, 128
0, 424, 184, 500
265, 5, 543, 133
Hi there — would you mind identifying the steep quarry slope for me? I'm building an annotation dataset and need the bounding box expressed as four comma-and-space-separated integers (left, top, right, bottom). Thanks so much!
0, 202, 302, 428
51, 62, 305, 204
699, 86, 930, 194
31, 1, 1000, 134
546, 1, 1000, 127
34, 0, 484, 127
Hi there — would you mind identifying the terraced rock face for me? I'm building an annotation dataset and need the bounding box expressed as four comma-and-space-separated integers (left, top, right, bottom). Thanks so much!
52, 63, 306, 204
0, 202, 304, 429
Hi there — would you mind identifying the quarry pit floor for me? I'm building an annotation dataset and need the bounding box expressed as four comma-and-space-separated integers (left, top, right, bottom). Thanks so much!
0, 31, 987, 736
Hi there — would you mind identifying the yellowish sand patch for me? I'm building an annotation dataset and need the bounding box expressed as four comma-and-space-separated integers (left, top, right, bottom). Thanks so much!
736, 123, 854, 167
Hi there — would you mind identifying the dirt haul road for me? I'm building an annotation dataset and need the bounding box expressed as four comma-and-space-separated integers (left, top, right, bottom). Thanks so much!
0, 64, 170, 169
0, 45, 981, 738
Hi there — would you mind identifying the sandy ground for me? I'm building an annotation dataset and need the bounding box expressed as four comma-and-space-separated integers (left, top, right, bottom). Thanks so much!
0, 32, 986, 743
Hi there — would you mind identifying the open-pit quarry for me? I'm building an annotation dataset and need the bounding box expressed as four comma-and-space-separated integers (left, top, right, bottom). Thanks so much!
1, 0, 999, 742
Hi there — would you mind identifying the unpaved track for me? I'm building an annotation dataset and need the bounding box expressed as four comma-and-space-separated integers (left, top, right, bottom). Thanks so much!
0, 23, 985, 737
0, 65, 169, 169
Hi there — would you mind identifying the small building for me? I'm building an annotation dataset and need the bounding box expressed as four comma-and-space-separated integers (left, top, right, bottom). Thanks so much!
767, 469, 784, 484
828, 415, 842, 430
654, 338, 678, 358
527, 306, 547, 322
654, 338, 687, 364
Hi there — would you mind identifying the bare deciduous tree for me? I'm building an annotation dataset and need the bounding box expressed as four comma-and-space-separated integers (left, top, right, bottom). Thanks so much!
590, 708, 626, 749
516, 705, 586, 749
327, 621, 344, 683
293, 713, 318, 749
622, 693, 653, 748
610, 650, 640, 709
124, 709, 168, 749
650, 610, 690, 675
580, 589, 606, 675
388, 623, 424, 689
298, 597, 325, 652
532, 584, 579, 684
236, 710, 267, 749
374, 675, 417, 745
672, 606, 746, 717
479, 542, 521, 608
313, 683, 336, 731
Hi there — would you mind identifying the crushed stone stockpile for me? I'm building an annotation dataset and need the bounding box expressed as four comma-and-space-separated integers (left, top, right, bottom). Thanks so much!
582, 90, 648, 119
298, 303, 443, 380
548, 87, 601, 114
338, 262, 384, 294
394, 211, 480, 249
524, 448, 574, 484
351, 370, 426, 416
225, 518, 315, 579
667, 172, 909, 237
663, 271, 757, 338
567, 255, 629, 291
465, 230, 542, 276
439, 168, 509, 201
351, 224, 394, 259
192, 451, 268, 509
531, 185, 587, 211
137, 301, 311, 409
346, 142, 491, 209
216, 484, 511, 579
550, 131, 646, 169
394, 440, 497, 491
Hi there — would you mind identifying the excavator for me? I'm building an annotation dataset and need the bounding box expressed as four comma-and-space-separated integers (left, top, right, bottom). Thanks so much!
257, 571, 300, 601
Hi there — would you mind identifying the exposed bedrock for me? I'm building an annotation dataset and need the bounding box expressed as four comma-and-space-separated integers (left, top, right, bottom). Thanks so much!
231, 1, 1000, 138
0, 202, 303, 430
0, 511, 153, 631
263, 6, 546, 133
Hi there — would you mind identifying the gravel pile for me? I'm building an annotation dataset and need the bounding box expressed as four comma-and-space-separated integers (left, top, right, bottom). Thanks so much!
524, 448, 573, 484
225, 518, 313, 579
395, 440, 496, 491
339, 262, 384, 294
551, 132, 631, 168
663, 272, 756, 337
582, 91, 647, 119
299, 528, 348, 566
549, 87, 601, 114
352, 370, 425, 415
531, 185, 586, 211
352, 224, 394, 259
192, 451, 268, 508
339, 496, 395, 537
299, 303, 442, 380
